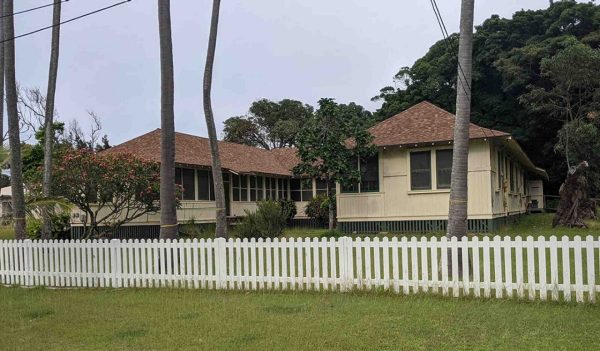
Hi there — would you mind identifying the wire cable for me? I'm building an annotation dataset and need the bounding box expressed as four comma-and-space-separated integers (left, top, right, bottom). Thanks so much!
429, 0, 493, 139
1, 0, 132, 44
2, 0, 70, 19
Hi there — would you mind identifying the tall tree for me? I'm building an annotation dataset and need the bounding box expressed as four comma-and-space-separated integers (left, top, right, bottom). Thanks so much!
223, 99, 314, 149
4, 0, 26, 238
41, 0, 63, 239
158, 0, 178, 239
293, 98, 374, 230
520, 43, 600, 227
203, 0, 227, 238
372, 2, 600, 196
447, 0, 475, 239
0, 1, 4, 144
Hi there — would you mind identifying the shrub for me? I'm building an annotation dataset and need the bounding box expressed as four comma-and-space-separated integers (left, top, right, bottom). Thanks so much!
305, 194, 335, 226
278, 198, 297, 224
179, 218, 215, 239
26, 212, 71, 239
235, 201, 286, 239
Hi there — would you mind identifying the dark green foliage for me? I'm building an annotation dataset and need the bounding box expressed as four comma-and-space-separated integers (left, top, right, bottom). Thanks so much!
277, 198, 297, 224
223, 99, 314, 149
235, 201, 287, 239
294, 98, 375, 194
0, 174, 9, 188
305, 194, 335, 226
178, 219, 216, 239
372, 1, 600, 194
26, 212, 70, 239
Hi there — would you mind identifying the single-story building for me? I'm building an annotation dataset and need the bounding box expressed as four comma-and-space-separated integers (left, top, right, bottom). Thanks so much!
72, 101, 547, 233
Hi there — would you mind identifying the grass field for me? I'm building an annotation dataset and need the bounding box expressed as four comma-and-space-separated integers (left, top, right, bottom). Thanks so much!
1, 287, 599, 350
0, 213, 598, 241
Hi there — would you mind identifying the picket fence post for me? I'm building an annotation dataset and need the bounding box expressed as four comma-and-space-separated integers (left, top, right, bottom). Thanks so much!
110, 239, 120, 288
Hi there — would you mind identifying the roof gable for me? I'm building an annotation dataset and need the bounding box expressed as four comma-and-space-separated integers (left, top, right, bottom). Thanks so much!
369, 101, 509, 147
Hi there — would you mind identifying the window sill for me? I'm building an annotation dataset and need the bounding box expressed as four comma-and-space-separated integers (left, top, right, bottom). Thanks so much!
408, 189, 450, 195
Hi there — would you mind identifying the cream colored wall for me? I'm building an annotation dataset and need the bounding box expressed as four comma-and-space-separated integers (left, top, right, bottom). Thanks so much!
337, 140, 494, 221
528, 180, 544, 209
489, 142, 529, 217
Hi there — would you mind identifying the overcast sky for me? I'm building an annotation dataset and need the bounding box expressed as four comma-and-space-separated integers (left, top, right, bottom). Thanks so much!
15, 0, 552, 145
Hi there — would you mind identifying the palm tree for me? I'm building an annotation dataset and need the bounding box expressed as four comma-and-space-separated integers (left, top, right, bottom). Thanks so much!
203, 0, 227, 238
4, 0, 26, 239
157, 0, 178, 239
0, 1, 5, 144
447, 0, 475, 242
41, 0, 63, 239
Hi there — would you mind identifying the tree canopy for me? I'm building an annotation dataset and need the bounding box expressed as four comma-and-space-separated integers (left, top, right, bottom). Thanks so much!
223, 98, 314, 149
372, 1, 600, 194
293, 98, 374, 228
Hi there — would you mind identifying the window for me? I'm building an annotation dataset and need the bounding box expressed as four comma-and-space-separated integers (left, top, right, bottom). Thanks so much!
301, 179, 313, 201
197, 170, 210, 200
316, 179, 328, 195
270, 178, 277, 199
265, 178, 272, 200
360, 155, 380, 192
257, 176, 264, 200
509, 162, 514, 192
497, 151, 503, 189
240, 175, 249, 201
278, 178, 288, 199
232, 174, 240, 201
290, 179, 301, 201
436, 149, 452, 189
410, 151, 432, 190
249, 176, 258, 201
182, 168, 196, 200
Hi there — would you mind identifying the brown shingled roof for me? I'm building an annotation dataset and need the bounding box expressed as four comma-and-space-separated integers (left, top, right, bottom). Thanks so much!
106, 102, 516, 176
369, 101, 509, 147
104, 129, 299, 176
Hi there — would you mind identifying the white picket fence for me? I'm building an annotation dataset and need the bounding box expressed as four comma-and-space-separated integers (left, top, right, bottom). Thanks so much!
0, 236, 598, 303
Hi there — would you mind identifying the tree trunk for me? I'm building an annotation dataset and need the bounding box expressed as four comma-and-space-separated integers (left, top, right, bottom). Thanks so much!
4, 0, 25, 239
158, 0, 178, 239
553, 161, 595, 228
203, 0, 227, 238
0, 1, 5, 144
446, 0, 475, 278
447, 0, 474, 239
328, 200, 335, 231
41, 0, 62, 239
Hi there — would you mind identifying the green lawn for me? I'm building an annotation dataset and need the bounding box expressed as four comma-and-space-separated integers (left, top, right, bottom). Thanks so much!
0, 287, 599, 350
1, 213, 598, 240
282, 213, 600, 239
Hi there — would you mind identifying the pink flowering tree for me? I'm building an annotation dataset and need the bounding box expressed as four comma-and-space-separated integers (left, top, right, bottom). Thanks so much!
53, 149, 177, 238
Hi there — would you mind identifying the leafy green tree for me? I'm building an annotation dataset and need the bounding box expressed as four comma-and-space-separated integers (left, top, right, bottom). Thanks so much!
372, 1, 600, 195
293, 98, 374, 230
520, 43, 600, 226
223, 99, 314, 149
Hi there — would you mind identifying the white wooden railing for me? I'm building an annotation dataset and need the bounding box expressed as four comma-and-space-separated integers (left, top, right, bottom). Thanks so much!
0, 236, 598, 303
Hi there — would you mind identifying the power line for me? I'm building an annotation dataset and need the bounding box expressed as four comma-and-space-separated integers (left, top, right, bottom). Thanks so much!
2, 0, 71, 19
1, 0, 132, 44
429, 0, 471, 96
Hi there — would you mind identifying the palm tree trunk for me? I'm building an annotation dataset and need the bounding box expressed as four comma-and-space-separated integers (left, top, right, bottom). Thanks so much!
446, 0, 475, 276
41, 0, 62, 239
4, 0, 26, 239
0, 1, 5, 144
203, 0, 227, 238
447, 0, 474, 239
158, 0, 178, 239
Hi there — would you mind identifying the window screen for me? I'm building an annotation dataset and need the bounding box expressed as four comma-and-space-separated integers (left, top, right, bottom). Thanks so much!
410, 151, 431, 190
436, 149, 452, 189
360, 154, 379, 192
182, 169, 196, 200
